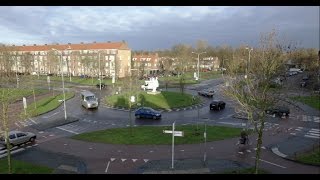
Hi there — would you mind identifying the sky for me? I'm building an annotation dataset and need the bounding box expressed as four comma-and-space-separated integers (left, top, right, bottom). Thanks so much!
0, 6, 319, 50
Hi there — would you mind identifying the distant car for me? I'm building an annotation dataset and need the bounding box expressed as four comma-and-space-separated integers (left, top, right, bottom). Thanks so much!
198, 89, 215, 97
302, 75, 309, 81
210, 100, 226, 110
96, 83, 107, 89
135, 107, 161, 119
265, 106, 290, 118
0, 131, 36, 148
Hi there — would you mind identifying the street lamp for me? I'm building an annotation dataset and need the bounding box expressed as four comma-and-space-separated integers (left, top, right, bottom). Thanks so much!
52, 47, 71, 120
192, 51, 206, 80
245, 47, 253, 78
97, 51, 101, 91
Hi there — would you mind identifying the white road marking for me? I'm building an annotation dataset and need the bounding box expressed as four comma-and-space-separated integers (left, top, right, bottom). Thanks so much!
251, 157, 286, 169
14, 122, 21, 128
105, 161, 110, 173
149, 150, 153, 153
238, 152, 244, 154
290, 133, 296, 135
210, 147, 214, 149
56, 127, 79, 134
39, 131, 44, 134
121, 159, 126, 162
143, 159, 149, 163
112, 124, 115, 126
89, 147, 93, 150
304, 135, 320, 139
308, 132, 320, 136
180, 150, 184, 152
29, 118, 37, 124
26, 146, 32, 148
295, 129, 302, 131
132, 159, 138, 162
0, 148, 25, 158
43, 112, 60, 119
110, 158, 115, 162
64, 144, 68, 146
271, 147, 287, 158
261, 146, 266, 149
49, 134, 54, 137
246, 150, 251, 153
32, 144, 38, 147
42, 136, 47, 138
126, 125, 130, 127
297, 127, 303, 129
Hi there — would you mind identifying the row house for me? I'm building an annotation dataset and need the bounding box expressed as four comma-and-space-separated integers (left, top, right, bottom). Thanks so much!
4, 41, 131, 78
132, 53, 160, 76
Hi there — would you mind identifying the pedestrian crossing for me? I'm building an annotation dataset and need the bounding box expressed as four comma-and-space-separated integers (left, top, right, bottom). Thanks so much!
300, 115, 320, 123
290, 127, 320, 139
14, 118, 37, 128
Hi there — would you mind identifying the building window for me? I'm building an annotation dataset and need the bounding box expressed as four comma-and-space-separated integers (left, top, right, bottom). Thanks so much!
119, 56, 122, 60
105, 56, 108, 60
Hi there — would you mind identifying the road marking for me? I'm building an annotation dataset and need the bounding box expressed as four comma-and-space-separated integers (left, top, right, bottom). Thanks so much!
304, 135, 320, 139
271, 147, 287, 158
42, 136, 47, 138
126, 125, 130, 127
132, 159, 138, 162
39, 131, 44, 134
89, 147, 93, 150
105, 161, 110, 173
110, 158, 115, 162
0, 148, 25, 158
261, 146, 266, 149
149, 150, 153, 153
56, 127, 79, 134
308, 132, 320, 136
143, 159, 149, 163
297, 127, 303, 129
49, 134, 54, 137
14, 122, 21, 128
112, 124, 115, 126
238, 152, 244, 154
290, 133, 296, 135
180, 150, 184, 152
251, 157, 286, 169
246, 150, 251, 153
64, 144, 68, 146
29, 118, 37, 124
43, 112, 60, 119
26, 146, 32, 148
295, 129, 302, 131
210, 147, 214, 149
121, 159, 126, 162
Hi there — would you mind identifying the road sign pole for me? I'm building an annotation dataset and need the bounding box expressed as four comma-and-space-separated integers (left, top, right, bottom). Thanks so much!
23, 97, 27, 116
172, 121, 175, 169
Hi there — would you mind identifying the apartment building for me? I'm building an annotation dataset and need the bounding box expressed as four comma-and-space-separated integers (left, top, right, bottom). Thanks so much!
132, 53, 160, 76
192, 56, 220, 71
4, 41, 131, 78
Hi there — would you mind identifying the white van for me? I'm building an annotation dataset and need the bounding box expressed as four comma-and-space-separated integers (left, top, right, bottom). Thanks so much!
80, 91, 99, 109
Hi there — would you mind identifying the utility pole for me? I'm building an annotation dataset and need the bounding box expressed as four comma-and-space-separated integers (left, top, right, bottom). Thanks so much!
192, 51, 206, 80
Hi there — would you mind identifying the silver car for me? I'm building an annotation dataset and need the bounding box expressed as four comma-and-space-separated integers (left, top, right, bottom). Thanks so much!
80, 91, 99, 109
0, 130, 36, 147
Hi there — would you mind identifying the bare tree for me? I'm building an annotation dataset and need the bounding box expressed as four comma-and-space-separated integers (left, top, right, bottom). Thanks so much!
222, 30, 289, 174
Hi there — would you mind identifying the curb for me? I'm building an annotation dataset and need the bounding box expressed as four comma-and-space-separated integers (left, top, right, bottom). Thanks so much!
103, 102, 208, 113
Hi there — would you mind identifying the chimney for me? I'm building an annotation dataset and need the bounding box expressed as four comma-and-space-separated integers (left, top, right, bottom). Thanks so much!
107, 41, 111, 43
33, 44, 36, 46
44, 44, 47, 46
23, 44, 25, 46
93, 41, 96, 43
56, 43, 59, 45
122, 40, 125, 43
12, 44, 15, 46
80, 42, 84, 44
68, 43, 71, 45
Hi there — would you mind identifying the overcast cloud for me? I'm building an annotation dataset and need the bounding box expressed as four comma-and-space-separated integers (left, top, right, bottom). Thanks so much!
0, 6, 318, 50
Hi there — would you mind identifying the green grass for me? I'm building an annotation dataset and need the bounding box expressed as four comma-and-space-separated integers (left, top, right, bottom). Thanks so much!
0, 159, 53, 174
72, 125, 243, 145
105, 91, 201, 109
0, 88, 47, 102
35, 75, 112, 86
220, 167, 269, 174
295, 148, 320, 165
290, 95, 320, 110
27, 92, 75, 116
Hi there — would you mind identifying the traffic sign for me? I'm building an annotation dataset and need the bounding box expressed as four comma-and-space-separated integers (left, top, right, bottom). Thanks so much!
163, 130, 184, 137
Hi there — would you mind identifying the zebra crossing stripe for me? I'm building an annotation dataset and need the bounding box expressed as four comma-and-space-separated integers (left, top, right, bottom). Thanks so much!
304, 135, 320, 139
307, 132, 320, 136
121, 159, 126, 162
132, 159, 138, 162
143, 159, 149, 163
110, 158, 116, 162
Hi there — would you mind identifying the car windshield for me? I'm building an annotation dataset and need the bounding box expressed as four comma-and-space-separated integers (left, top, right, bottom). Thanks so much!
85, 96, 96, 101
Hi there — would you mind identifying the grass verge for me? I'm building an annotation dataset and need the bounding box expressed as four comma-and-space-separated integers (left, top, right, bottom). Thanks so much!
0, 159, 53, 174
290, 95, 320, 110
72, 125, 242, 145
295, 148, 320, 166
105, 91, 200, 109
220, 167, 269, 174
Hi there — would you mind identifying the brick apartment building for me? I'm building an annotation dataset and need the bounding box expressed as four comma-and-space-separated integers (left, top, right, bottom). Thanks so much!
2, 41, 131, 78
132, 53, 160, 76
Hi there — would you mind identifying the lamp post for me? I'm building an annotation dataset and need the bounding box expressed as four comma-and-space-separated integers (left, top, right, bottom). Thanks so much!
52, 47, 71, 120
245, 47, 253, 78
192, 51, 206, 80
98, 51, 101, 91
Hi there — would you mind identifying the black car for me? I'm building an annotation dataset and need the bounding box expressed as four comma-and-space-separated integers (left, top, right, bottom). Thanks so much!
96, 83, 106, 89
302, 75, 309, 81
210, 100, 226, 110
266, 107, 290, 118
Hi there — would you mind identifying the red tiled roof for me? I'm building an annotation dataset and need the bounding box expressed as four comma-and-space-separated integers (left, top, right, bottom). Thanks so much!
13, 42, 130, 51
132, 53, 158, 60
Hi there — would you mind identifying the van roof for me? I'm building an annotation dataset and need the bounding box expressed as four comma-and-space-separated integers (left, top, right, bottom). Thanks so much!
80, 91, 95, 96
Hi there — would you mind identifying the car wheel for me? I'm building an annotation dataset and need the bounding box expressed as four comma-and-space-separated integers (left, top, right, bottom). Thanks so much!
218, 106, 221, 111
136, 115, 140, 119
153, 116, 157, 120
29, 137, 35, 142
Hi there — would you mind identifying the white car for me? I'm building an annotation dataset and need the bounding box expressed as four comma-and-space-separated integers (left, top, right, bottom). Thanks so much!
0, 131, 36, 147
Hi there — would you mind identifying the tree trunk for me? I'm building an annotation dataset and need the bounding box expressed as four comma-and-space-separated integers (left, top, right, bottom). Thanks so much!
2, 90, 12, 174
254, 117, 265, 174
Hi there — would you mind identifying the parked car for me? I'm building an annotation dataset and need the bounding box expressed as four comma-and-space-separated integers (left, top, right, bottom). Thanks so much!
96, 83, 107, 89
210, 100, 226, 110
0, 131, 36, 148
198, 89, 215, 97
135, 107, 161, 119
265, 106, 290, 118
